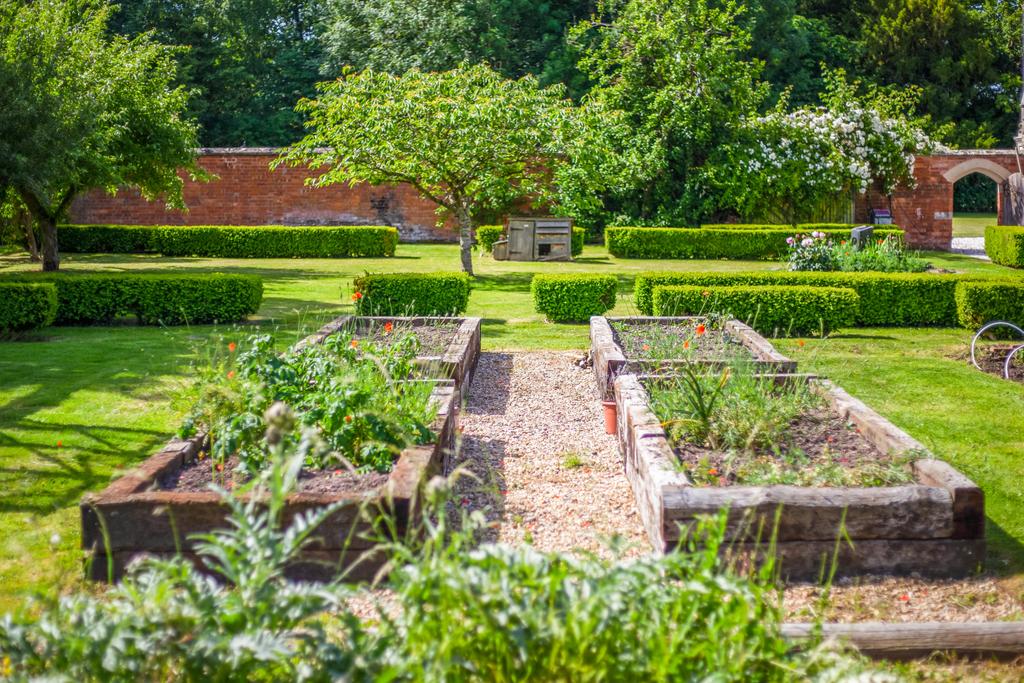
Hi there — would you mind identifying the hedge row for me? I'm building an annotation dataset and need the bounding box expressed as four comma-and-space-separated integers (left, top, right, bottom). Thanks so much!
955, 281, 1024, 328
59, 224, 399, 258
651, 285, 859, 336
605, 226, 903, 260
352, 272, 471, 316
0, 283, 58, 333
634, 271, 977, 327
476, 225, 586, 257
0, 274, 263, 325
531, 274, 617, 323
984, 225, 1024, 268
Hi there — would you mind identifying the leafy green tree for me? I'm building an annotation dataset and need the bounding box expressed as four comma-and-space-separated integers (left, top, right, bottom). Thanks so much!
571, 0, 768, 225
320, 0, 594, 97
279, 65, 616, 275
0, 0, 201, 271
111, 0, 325, 146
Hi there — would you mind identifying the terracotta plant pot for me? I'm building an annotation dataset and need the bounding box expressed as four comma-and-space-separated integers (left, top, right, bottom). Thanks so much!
602, 400, 617, 435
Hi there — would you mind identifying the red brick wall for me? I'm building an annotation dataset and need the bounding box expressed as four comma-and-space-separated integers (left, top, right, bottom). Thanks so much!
853, 150, 1016, 250
68, 148, 456, 242
70, 148, 1018, 249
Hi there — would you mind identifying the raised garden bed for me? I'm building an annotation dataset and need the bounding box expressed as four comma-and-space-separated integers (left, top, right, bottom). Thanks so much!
299, 315, 481, 395
613, 373, 985, 580
81, 382, 455, 582
80, 320, 467, 583
590, 315, 796, 399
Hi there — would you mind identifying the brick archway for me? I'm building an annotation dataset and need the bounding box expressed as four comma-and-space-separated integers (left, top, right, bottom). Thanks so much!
855, 150, 1020, 250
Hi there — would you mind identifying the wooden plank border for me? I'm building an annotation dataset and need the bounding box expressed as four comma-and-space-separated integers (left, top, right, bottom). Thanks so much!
782, 621, 1024, 660
613, 373, 985, 580
591, 315, 797, 399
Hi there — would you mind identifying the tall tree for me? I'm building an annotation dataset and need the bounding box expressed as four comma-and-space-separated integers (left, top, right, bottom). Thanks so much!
111, 0, 326, 146
570, 0, 768, 224
279, 65, 616, 275
0, 0, 201, 271
320, 0, 594, 97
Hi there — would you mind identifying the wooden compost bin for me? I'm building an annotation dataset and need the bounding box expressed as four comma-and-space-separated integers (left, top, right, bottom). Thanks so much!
79, 318, 477, 583
613, 374, 985, 580
591, 316, 796, 400
300, 315, 481, 397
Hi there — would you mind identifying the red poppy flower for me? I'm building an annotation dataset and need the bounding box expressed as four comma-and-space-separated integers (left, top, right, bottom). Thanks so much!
228, 342, 237, 353
227, 370, 235, 379
350, 339, 358, 349
351, 291, 363, 301
695, 324, 706, 336
797, 340, 805, 347
642, 343, 650, 351
344, 415, 353, 423
683, 340, 690, 350
383, 322, 393, 334
56, 440, 63, 448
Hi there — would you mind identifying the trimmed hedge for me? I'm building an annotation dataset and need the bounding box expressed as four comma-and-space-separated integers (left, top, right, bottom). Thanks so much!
653, 284, 858, 336
0, 283, 58, 333
0, 274, 263, 325
605, 226, 903, 260
984, 225, 1024, 268
353, 272, 471, 316
477, 225, 585, 257
531, 274, 617, 323
955, 281, 1024, 328
59, 224, 399, 258
633, 271, 977, 327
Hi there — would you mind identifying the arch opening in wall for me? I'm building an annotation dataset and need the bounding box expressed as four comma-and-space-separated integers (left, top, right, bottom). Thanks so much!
952, 172, 999, 239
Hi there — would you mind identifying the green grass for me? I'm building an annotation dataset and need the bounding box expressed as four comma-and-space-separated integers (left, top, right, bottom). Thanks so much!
0, 243, 1022, 609
953, 212, 996, 238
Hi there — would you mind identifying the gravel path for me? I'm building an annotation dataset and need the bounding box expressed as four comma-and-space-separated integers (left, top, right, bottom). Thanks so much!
446, 351, 1024, 624
450, 351, 645, 555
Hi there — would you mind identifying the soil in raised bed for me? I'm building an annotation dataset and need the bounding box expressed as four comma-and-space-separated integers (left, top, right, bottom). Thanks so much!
611, 320, 752, 363
161, 456, 390, 495
356, 320, 459, 357
666, 406, 912, 488
971, 343, 1024, 382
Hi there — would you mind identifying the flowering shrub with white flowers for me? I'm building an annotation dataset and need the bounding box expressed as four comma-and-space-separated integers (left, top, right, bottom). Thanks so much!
711, 94, 935, 225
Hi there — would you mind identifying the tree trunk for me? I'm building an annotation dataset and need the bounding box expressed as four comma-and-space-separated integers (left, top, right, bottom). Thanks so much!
19, 208, 40, 262
456, 203, 474, 276
39, 216, 59, 271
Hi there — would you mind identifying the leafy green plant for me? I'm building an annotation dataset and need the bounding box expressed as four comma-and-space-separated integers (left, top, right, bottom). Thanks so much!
60, 224, 399, 258
654, 364, 732, 449
0, 273, 263, 325
180, 329, 437, 474
0, 283, 57, 333
652, 284, 859, 336
352, 272, 471, 316
531, 273, 617, 322
984, 225, 1024, 268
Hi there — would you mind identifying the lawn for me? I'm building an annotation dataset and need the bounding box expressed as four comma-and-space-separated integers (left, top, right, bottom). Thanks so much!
0, 243, 1022, 610
953, 212, 996, 238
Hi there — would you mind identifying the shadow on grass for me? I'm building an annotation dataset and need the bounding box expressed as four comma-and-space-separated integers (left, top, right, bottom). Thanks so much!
984, 518, 1024, 575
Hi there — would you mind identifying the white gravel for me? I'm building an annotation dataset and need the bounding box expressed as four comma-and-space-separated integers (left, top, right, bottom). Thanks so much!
950, 236, 989, 260
449, 351, 645, 555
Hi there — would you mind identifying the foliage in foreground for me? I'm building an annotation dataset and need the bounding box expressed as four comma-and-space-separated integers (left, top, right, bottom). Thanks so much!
0, 439, 884, 681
